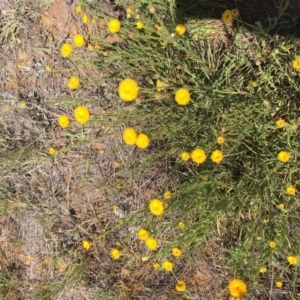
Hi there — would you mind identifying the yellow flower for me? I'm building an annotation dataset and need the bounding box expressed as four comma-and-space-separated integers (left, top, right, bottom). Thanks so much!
278, 203, 284, 209
149, 199, 164, 216
60, 43, 73, 57
259, 266, 267, 273
275, 281, 283, 288
91, 18, 97, 24
74, 105, 90, 125
123, 128, 138, 145
162, 260, 173, 272
45, 65, 52, 72
249, 80, 256, 87
222, 10, 233, 24
172, 247, 182, 257
269, 241, 276, 248
217, 136, 225, 144
175, 280, 186, 292
145, 237, 158, 250
126, 7, 133, 17
175, 88, 190, 105
164, 191, 172, 199
82, 14, 89, 24
110, 248, 121, 260
4, 105, 10, 112
118, 78, 139, 101
286, 185, 296, 196
276, 118, 285, 128
135, 133, 150, 149
76, 5, 82, 13
292, 57, 300, 69
136, 21, 144, 29
20, 101, 26, 108
58, 115, 70, 129
178, 221, 185, 228
287, 255, 298, 265
153, 262, 160, 270
108, 19, 121, 33
228, 279, 247, 298
211, 150, 224, 164
48, 147, 57, 155
138, 228, 150, 241
181, 151, 190, 161
141, 256, 150, 262
82, 240, 92, 250
175, 24, 186, 36
156, 79, 165, 92
68, 76, 80, 89
278, 150, 291, 162
191, 148, 207, 164
87, 44, 94, 51
73, 34, 85, 47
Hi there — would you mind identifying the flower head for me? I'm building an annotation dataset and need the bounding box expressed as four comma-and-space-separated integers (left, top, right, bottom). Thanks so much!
76, 5, 82, 13
138, 228, 150, 241
123, 128, 138, 145
269, 241, 276, 248
110, 248, 121, 260
82, 14, 89, 24
222, 10, 233, 24
60, 43, 73, 57
178, 221, 185, 228
162, 260, 173, 272
149, 199, 164, 216
145, 237, 158, 250
58, 115, 70, 129
191, 148, 207, 164
259, 266, 267, 273
276, 118, 286, 128
118, 78, 139, 101
287, 255, 298, 265
49, 147, 57, 155
175, 24, 186, 36
74, 105, 90, 125
175, 88, 190, 105
153, 262, 160, 270
164, 191, 172, 199
136, 21, 144, 29
108, 19, 121, 33
276, 281, 283, 288
175, 280, 186, 292
292, 57, 300, 69
73, 34, 85, 47
278, 150, 291, 162
82, 240, 92, 250
278, 203, 284, 209
172, 247, 182, 257
45, 65, 52, 72
87, 44, 94, 51
286, 185, 296, 196
228, 279, 247, 298
68, 76, 80, 89
211, 150, 224, 164
135, 133, 150, 149
181, 151, 190, 161
217, 136, 225, 144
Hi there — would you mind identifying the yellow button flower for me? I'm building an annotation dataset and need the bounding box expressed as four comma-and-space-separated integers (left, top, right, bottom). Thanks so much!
275, 281, 283, 288
287, 255, 298, 265
222, 10, 233, 24
118, 78, 139, 101
108, 19, 121, 33
181, 151, 190, 161
76, 5, 82, 13
259, 266, 267, 273
74, 105, 90, 125
82, 240, 92, 250
45, 65, 52, 72
135, 133, 150, 149
172, 247, 182, 257
178, 221, 185, 228
58, 115, 70, 129
175, 24, 186, 36
228, 279, 247, 298
164, 191, 172, 199
175, 88, 190, 105
292, 57, 300, 69
153, 262, 160, 270
60, 43, 73, 57
278, 150, 291, 162
191, 148, 206, 164
162, 260, 173, 272
82, 14, 89, 24
137, 228, 149, 241
286, 185, 296, 196
211, 149, 224, 164
149, 199, 164, 216
123, 128, 138, 145
136, 21, 144, 29
68, 76, 80, 90
73, 34, 85, 47
110, 248, 121, 260
276, 118, 285, 128
48, 147, 57, 155
217, 136, 225, 144
269, 241, 276, 248
145, 237, 158, 250
175, 280, 186, 292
